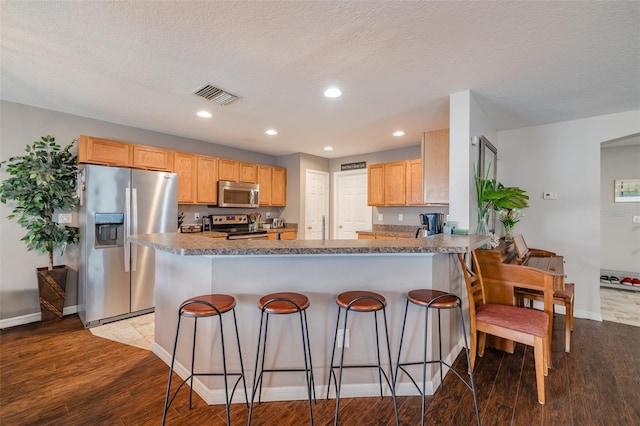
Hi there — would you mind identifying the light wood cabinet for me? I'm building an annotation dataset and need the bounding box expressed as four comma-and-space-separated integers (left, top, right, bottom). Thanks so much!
196, 156, 218, 204
132, 145, 172, 171
267, 231, 297, 240
422, 129, 449, 204
406, 159, 424, 205
367, 164, 385, 206
218, 159, 239, 182
78, 135, 132, 166
173, 152, 197, 203
257, 166, 272, 205
357, 234, 376, 240
367, 161, 406, 206
239, 162, 257, 183
271, 167, 286, 206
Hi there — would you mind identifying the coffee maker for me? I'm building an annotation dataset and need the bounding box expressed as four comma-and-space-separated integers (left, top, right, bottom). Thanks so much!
415, 213, 444, 238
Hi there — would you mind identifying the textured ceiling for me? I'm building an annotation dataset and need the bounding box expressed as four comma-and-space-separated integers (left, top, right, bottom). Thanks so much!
1, 1, 639, 158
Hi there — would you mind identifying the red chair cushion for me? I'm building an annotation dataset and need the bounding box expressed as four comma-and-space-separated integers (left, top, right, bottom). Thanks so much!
477, 303, 548, 337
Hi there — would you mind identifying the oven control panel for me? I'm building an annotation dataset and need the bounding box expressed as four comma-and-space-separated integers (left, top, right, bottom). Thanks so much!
210, 214, 248, 225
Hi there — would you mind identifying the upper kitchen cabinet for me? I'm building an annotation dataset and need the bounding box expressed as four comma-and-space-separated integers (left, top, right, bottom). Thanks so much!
422, 129, 449, 204
271, 167, 286, 206
406, 159, 424, 205
368, 161, 406, 206
239, 162, 257, 183
257, 165, 272, 205
132, 145, 173, 171
78, 135, 132, 166
218, 159, 239, 182
196, 155, 218, 204
173, 152, 197, 203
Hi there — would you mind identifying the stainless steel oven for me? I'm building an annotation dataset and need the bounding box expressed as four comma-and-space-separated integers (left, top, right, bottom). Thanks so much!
218, 181, 259, 208
210, 214, 268, 240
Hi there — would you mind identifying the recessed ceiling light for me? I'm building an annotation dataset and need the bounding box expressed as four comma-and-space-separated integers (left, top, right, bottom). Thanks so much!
265, 129, 278, 135
324, 87, 342, 98
197, 111, 212, 118
393, 131, 405, 137
324, 146, 334, 151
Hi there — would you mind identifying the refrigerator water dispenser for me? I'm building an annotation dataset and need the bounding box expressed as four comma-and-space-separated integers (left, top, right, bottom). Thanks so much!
95, 213, 124, 247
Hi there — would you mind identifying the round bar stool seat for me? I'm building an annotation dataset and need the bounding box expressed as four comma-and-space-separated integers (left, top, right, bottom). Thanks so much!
395, 289, 480, 426
407, 289, 459, 309
259, 292, 310, 314
328, 290, 398, 425
181, 294, 236, 317
335, 290, 386, 311
162, 294, 248, 426
249, 292, 315, 425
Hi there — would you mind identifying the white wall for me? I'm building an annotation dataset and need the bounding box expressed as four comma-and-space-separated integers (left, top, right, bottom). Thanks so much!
497, 109, 640, 320
600, 142, 640, 273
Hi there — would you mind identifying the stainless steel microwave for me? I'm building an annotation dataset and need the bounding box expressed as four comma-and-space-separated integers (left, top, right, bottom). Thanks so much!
218, 181, 259, 208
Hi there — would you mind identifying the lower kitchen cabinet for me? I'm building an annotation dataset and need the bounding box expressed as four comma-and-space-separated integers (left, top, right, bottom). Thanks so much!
267, 230, 298, 240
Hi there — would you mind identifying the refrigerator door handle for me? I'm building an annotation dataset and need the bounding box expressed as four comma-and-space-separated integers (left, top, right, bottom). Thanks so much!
131, 188, 138, 272
125, 187, 131, 272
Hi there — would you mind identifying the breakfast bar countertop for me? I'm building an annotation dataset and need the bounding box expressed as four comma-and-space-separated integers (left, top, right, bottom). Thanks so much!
129, 232, 489, 256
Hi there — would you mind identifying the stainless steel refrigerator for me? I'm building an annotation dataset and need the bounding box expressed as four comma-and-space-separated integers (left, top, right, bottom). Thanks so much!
78, 164, 178, 327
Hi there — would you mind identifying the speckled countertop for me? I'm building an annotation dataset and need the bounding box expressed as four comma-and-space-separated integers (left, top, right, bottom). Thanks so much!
129, 233, 489, 256
357, 225, 422, 238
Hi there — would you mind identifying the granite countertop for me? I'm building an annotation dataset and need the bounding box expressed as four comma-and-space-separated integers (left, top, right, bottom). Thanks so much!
129, 233, 489, 256
357, 224, 420, 238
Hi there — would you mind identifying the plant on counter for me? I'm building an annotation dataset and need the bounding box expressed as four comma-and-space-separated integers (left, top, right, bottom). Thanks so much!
498, 208, 524, 241
0, 135, 79, 322
475, 163, 529, 237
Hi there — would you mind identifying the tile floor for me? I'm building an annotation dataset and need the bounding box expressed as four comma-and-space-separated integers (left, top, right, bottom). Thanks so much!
91, 289, 640, 350
600, 287, 640, 327
89, 312, 155, 350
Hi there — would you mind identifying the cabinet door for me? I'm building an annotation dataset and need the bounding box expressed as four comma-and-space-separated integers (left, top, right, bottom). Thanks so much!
196, 156, 218, 204
384, 161, 406, 205
239, 162, 257, 183
358, 234, 376, 240
218, 159, 239, 182
132, 145, 172, 170
173, 152, 197, 203
257, 166, 272, 206
423, 129, 449, 204
367, 164, 385, 206
78, 135, 132, 166
271, 167, 286, 206
406, 159, 424, 205
267, 233, 278, 240
279, 231, 297, 240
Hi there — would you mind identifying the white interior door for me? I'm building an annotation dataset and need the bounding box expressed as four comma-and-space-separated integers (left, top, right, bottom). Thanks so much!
305, 169, 329, 240
334, 170, 372, 239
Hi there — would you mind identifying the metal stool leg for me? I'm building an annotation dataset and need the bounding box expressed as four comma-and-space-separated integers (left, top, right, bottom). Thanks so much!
232, 307, 249, 409
326, 306, 341, 399
248, 310, 266, 425
162, 312, 182, 425
381, 307, 399, 426
334, 307, 350, 425
189, 317, 198, 409
457, 303, 481, 426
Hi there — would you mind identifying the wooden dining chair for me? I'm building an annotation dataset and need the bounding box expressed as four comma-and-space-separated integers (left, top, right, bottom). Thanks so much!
457, 251, 550, 404
512, 234, 575, 353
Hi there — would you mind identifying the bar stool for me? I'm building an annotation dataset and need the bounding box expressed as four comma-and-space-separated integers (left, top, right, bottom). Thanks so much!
327, 290, 399, 425
395, 289, 480, 426
162, 294, 248, 426
248, 292, 315, 425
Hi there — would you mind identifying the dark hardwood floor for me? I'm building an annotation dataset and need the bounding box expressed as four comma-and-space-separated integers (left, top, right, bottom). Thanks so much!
1, 313, 638, 425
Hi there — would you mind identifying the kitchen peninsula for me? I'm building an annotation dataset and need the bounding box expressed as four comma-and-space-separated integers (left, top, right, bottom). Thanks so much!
129, 233, 489, 405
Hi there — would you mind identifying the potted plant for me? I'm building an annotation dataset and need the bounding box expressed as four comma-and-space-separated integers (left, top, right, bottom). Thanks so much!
475, 163, 529, 237
0, 135, 79, 322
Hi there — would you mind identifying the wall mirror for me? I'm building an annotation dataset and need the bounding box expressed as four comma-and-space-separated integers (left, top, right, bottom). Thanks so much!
479, 136, 498, 231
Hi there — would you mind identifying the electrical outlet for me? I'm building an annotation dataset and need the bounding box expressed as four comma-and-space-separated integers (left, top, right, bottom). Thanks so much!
58, 213, 72, 224
194, 212, 200, 221
398, 214, 403, 221
378, 214, 383, 221
633, 215, 640, 224
337, 329, 350, 348
266, 212, 271, 219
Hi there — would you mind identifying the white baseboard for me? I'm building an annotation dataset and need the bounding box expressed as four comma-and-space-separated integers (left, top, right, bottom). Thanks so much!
0, 305, 79, 329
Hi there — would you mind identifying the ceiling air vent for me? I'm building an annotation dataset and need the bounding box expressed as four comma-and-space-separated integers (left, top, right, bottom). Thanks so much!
193, 83, 240, 105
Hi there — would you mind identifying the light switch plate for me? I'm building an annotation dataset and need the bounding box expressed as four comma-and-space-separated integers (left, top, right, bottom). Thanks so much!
633, 215, 640, 224
543, 192, 558, 200
378, 214, 383, 221
399, 214, 403, 221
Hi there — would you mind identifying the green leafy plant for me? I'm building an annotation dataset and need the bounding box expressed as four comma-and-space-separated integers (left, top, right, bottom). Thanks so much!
475, 163, 529, 212
0, 135, 80, 270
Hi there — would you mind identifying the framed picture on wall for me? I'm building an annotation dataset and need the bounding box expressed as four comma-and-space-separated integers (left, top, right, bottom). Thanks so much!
614, 178, 640, 202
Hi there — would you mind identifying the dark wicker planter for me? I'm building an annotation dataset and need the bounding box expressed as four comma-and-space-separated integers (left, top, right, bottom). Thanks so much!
36, 265, 68, 323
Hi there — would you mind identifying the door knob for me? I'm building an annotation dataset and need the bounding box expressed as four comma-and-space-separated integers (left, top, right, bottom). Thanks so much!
307, 226, 312, 229
338, 225, 343, 229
